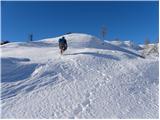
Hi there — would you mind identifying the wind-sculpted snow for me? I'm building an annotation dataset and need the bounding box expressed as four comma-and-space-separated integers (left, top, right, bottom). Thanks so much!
1, 33, 159, 118
1, 57, 36, 82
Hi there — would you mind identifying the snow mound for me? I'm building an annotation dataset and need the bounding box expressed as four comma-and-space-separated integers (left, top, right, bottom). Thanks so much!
40, 33, 144, 58
41, 33, 104, 49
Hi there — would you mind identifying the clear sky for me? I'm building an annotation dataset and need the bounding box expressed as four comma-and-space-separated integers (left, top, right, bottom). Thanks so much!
1, 1, 159, 44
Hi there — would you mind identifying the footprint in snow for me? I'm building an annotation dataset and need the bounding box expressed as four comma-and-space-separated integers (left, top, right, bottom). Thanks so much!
85, 91, 91, 98
73, 104, 83, 115
95, 83, 100, 88
72, 92, 92, 117
82, 92, 92, 108
82, 99, 90, 107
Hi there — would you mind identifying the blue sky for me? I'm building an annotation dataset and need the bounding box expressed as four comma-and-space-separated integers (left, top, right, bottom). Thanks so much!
1, 1, 159, 44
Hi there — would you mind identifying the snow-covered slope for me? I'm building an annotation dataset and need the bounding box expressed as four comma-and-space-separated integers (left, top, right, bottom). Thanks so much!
105, 40, 142, 50
140, 43, 159, 58
1, 33, 159, 118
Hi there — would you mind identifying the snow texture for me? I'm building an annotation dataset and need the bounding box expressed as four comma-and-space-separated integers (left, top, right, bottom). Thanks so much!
1, 33, 159, 118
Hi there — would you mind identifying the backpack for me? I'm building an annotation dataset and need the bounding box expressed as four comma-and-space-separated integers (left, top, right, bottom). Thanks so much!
59, 38, 66, 44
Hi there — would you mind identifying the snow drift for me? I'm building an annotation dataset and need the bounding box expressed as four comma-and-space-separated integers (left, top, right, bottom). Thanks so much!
1, 33, 159, 118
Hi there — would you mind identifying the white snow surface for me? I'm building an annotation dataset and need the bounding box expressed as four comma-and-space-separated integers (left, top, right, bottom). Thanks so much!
1, 33, 159, 118
105, 40, 142, 50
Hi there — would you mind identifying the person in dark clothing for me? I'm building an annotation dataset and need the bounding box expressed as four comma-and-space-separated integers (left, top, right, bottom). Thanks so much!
58, 36, 68, 55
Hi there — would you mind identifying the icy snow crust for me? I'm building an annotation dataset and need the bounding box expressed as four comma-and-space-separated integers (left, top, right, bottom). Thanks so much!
1, 33, 159, 118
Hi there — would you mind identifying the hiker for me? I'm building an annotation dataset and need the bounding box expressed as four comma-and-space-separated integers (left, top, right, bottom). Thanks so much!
58, 36, 68, 55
